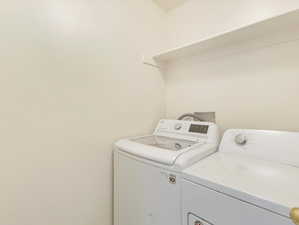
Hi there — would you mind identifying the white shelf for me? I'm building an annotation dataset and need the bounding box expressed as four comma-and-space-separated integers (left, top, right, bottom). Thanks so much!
153, 9, 299, 63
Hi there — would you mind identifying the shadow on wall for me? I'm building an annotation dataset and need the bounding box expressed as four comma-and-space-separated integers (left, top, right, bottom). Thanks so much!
165, 40, 299, 132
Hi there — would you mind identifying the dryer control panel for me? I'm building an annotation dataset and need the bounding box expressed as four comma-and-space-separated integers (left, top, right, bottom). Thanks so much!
219, 129, 299, 168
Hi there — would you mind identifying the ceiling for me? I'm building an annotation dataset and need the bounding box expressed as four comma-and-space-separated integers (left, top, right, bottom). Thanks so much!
153, 0, 189, 11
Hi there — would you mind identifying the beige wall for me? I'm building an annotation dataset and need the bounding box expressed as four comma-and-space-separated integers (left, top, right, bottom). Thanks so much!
164, 0, 299, 132
2, 1, 299, 224
0, 1, 165, 225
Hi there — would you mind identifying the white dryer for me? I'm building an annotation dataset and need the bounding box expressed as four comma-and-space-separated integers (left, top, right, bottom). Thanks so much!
114, 119, 219, 225
182, 129, 299, 225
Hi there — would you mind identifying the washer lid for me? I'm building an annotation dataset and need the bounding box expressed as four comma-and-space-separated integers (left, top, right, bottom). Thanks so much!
183, 152, 299, 218
114, 119, 220, 166
115, 135, 203, 165
132, 135, 197, 151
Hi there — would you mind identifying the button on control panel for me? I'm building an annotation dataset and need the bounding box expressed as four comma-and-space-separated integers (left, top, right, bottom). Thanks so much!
174, 123, 183, 130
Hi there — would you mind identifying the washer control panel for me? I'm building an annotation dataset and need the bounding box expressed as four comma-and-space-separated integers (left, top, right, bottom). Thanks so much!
154, 119, 219, 143
156, 120, 210, 134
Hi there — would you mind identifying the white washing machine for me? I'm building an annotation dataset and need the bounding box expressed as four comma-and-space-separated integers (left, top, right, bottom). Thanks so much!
114, 119, 220, 225
182, 129, 299, 225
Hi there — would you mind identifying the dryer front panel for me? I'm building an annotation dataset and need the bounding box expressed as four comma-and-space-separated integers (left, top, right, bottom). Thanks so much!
182, 179, 293, 225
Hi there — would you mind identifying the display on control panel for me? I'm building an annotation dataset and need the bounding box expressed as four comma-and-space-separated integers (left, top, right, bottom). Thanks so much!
189, 124, 209, 134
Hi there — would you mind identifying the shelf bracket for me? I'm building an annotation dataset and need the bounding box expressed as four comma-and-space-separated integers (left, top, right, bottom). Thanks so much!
143, 61, 160, 69
142, 55, 160, 69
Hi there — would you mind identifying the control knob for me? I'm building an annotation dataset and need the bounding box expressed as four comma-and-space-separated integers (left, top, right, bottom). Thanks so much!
235, 133, 247, 145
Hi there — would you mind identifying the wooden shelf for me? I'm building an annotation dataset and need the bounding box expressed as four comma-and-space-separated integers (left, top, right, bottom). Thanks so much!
153, 9, 299, 63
